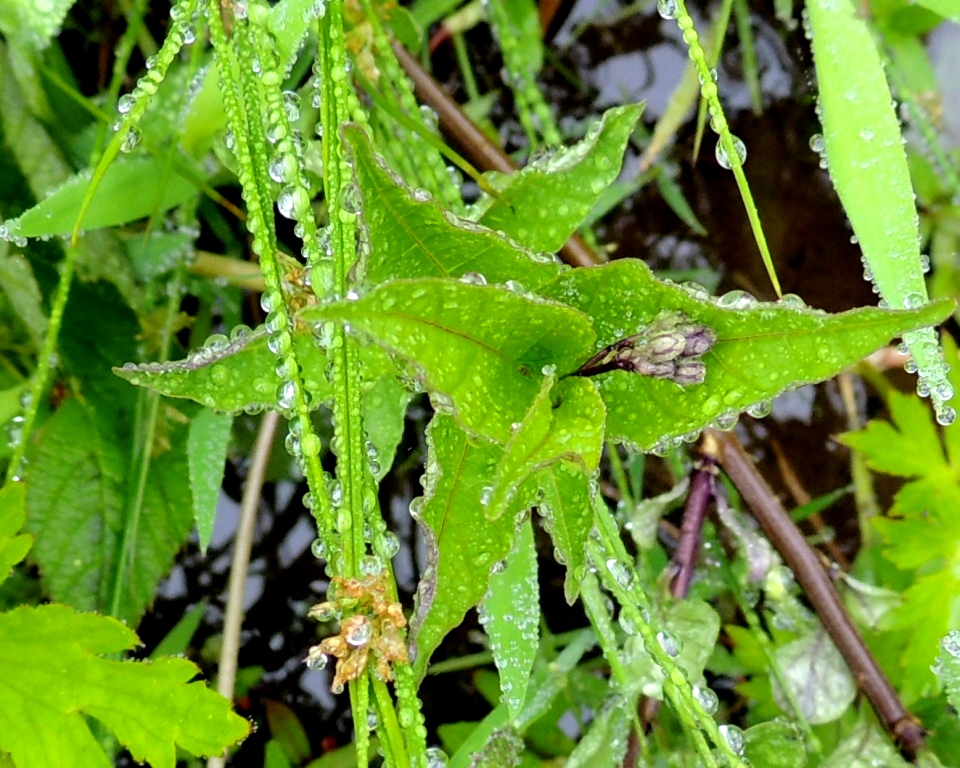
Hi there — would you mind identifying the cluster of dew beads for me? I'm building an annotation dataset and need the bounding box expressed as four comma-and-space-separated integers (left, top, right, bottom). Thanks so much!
901, 326, 956, 426
113, 0, 199, 153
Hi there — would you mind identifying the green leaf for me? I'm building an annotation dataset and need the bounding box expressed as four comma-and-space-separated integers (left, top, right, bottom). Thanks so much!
343, 125, 561, 290
409, 415, 529, 679
0, 484, 31, 590
0, 0, 74, 50
808, 0, 954, 420
534, 463, 594, 605
475, 105, 643, 253
821, 715, 910, 768
563, 697, 631, 768
540, 259, 952, 450
771, 627, 856, 725
114, 325, 330, 413
25, 399, 193, 624
481, 517, 539, 721
188, 408, 234, 553
303, 279, 595, 443
933, 631, 960, 714
361, 374, 414, 483
4, 157, 199, 238
486, 375, 604, 520
742, 720, 806, 768
0, 248, 47, 350
0, 603, 249, 768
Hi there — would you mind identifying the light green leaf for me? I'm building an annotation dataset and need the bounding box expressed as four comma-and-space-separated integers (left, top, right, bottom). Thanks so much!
4, 157, 198, 239
0, 248, 47, 350
808, 0, 954, 421
361, 374, 414, 483
344, 125, 561, 290
821, 715, 910, 768
0, 0, 74, 51
188, 409, 233, 553
933, 631, 960, 714
772, 627, 856, 724
487, 376, 604, 520
476, 105, 643, 253
541, 259, 952, 450
302, 279, 595, 443
480, 517, 539, 720
535, 462, 595, 604
0, 603, 249, 768
409, 415, 530, 679
742, 720, 806, 768
114, 325, 330, 413
0, 484, 31, 590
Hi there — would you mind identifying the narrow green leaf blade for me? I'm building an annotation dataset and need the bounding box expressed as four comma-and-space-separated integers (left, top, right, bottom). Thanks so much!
409, 415, 529, 679
808, 0, 954, 420
188, 409, 234, 553
0, 604, 249, 768
5, 157, 198, 238
480, 517, 539, 720
114, 325, 330, 413
303, 279, 596, 443
343, 125, 561, 289
477, 104, 643, 253
541, 259, 952, 450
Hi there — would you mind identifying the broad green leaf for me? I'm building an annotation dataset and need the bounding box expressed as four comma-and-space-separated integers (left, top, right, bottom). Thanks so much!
480, 517, 539, 721
188, 408, 234, 553
25, 399, 194, 624
264, 700, 312, 765
409, 415, 529, 679
114, 325, 330, 413
934, 631, 960, 714
4, 157, 198, 239
771, 628, 856, 724
0, 0, 73, 51
486, 376, 604, 520
0, 603, 249, 768
0, 484, 31, 589
808, 0, 954, 421
343, 125, 561, 290
476, 105, 643, 254
540, 259, 953, 450
535, 463, 594, 604
303, 279, 595, 443
742, 721, 806, 768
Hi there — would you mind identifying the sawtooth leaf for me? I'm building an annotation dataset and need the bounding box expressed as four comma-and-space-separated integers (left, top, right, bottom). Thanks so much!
113, 325, 330, 413
476, 104, 644, 253
0, 484, 31, 589
540, 259, 953, 450
343, 124, 561, 290
188, 408, 234, 553
0, 604, 250, 768
302, 279, 596, 444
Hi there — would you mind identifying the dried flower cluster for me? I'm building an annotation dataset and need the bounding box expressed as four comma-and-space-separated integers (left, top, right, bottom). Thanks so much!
304, 571, 408, 693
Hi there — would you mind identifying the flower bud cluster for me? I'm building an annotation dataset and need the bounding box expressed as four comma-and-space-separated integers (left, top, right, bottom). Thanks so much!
578, 311, 716, 386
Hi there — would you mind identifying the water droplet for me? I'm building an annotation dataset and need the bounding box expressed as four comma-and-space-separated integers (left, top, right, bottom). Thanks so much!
425, 746, 448, 768
716, 289, 755, 309
693, 684, 719, 714
117, 94, 136, 114
345, 617, 374, 647
360, 554, 383, 576
903, 292, 925, 309
459, 271, 487, 286
937, 406, 957, 426
719, 724, 745, 755
715, 136, 747, 169
311, 538, 327, 559
606, 558, 633, 589
479, 486, 493, 505
657, 0, 679, 18
278, 186, 308, 219
746, 400, 772, 419
657, 630, 682, 657
305, 651, 328, 670
120, 127, 142, 153
712, 410, 738, 431
377, 531, 400, 559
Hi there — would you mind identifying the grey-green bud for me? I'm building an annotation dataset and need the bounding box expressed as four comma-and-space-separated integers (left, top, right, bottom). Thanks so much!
678, 324, 716, 357
672, 359, 707, 386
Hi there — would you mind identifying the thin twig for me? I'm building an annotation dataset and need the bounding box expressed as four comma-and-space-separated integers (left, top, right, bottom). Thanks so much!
208, 410, 280, 768
391, 42, 602, 269
704, 428, 926, 760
